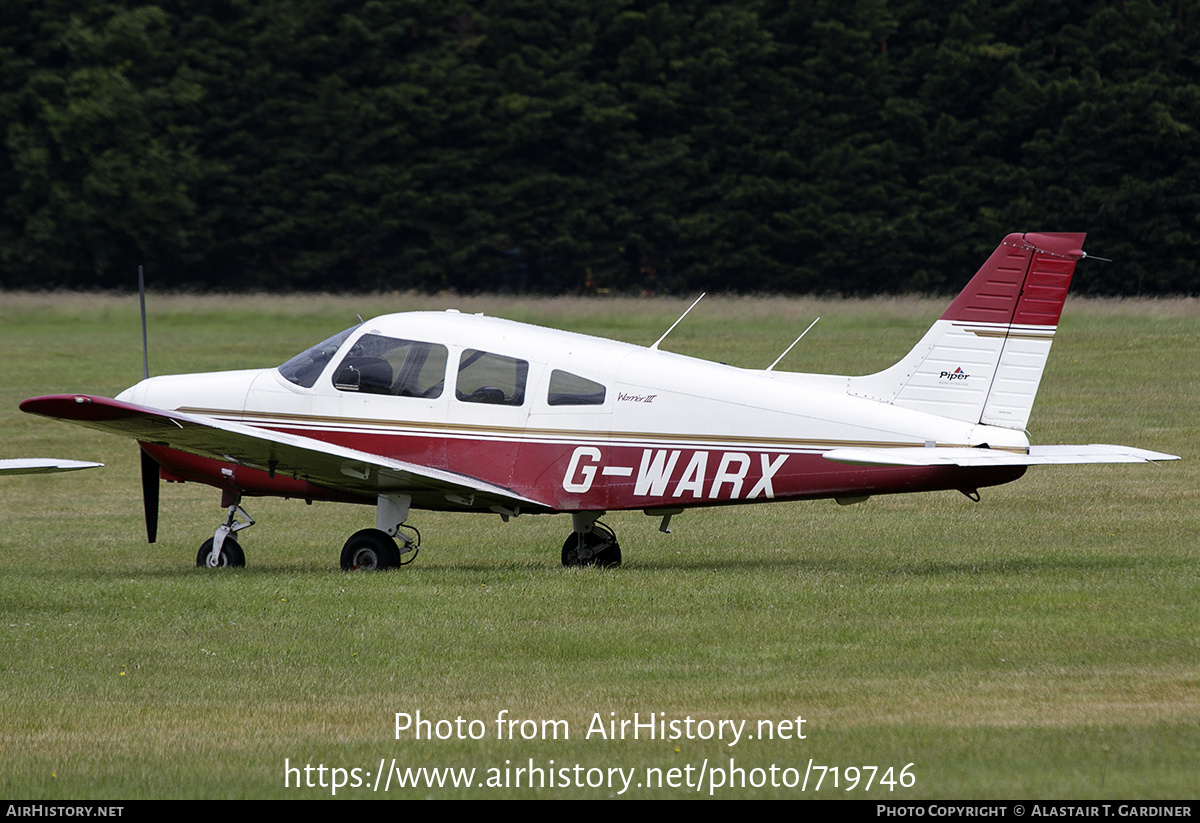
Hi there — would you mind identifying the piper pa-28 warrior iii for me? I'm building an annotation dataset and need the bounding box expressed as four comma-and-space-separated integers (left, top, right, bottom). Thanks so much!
21, 233, 1177, 570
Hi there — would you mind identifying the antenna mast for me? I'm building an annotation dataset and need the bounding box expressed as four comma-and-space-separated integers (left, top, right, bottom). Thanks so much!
766, 317, 820, 372
138, 265, 149, 380
650, 294, 705, 351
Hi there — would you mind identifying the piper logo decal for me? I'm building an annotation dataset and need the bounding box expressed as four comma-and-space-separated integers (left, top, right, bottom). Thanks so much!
939, 367, 969, 381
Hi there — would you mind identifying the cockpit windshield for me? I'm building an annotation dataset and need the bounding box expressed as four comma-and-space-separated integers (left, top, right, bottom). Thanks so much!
278, 325, 359, 388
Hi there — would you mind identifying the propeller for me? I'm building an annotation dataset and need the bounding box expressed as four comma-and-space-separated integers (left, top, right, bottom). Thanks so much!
138, 265, 159, 544
141, 447, 159, 543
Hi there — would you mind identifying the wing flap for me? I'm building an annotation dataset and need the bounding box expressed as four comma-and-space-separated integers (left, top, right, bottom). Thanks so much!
823, 444, 1180, 467
20, 394, 548, 510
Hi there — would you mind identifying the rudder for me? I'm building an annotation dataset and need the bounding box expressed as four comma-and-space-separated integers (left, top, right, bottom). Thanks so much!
847, 232, 1086, 431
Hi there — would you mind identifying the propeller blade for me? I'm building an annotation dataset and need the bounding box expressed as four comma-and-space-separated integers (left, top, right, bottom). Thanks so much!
140, 447, 159, 544
137, 267, 157, 544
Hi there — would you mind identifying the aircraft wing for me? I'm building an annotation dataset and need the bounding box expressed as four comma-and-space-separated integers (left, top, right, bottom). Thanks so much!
822, 444, 1180, 467
19, 395, 549, 511
0, 458, 103, 475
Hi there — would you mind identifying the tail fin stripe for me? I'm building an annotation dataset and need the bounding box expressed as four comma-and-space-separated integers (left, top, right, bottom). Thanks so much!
845, 232, 1086, 431
939, 240, 1035, 325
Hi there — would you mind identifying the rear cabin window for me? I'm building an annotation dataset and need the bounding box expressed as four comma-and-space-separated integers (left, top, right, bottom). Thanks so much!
455, 349, 528, 406
547, 370, 607, 406
331, 334, 448, 398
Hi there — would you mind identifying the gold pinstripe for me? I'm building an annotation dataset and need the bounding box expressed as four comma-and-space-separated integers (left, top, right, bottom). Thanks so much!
177, 406, 1030, 455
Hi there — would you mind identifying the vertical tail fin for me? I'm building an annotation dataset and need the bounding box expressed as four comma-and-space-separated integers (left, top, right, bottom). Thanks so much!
848, 232, 1086, 430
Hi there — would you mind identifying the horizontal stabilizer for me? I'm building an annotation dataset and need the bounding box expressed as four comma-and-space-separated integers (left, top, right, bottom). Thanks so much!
823, 444, 1179, 468
0, 458, 103, 475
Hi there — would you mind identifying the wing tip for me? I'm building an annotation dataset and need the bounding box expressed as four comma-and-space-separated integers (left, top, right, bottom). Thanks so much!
0, 458, 104, 475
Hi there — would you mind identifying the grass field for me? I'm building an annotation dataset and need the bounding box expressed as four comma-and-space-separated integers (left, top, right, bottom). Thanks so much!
0, 292, 1196, 799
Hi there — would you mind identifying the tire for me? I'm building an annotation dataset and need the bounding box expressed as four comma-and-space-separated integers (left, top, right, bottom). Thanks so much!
561, 530, 621, 568
196, 537, 245, 568
340, 528, 401, 571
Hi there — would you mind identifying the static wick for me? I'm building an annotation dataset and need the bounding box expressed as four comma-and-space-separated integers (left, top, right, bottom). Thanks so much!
766, 317, 820, 372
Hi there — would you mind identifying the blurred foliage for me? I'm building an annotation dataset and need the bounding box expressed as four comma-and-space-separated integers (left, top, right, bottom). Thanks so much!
1, 0, 1197, 294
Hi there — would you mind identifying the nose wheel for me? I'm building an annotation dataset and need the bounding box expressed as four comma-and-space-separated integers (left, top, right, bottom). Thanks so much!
196, 537, 245, 567
197, 502, 254, 568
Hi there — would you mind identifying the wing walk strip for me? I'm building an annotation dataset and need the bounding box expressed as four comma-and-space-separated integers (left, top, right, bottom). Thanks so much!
180, 407, 1026, 455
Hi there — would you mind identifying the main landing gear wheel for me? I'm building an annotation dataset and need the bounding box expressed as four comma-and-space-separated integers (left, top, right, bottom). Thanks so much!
562, 521, 621, 568
196, 537, 245, 568
340, 528, 401, 571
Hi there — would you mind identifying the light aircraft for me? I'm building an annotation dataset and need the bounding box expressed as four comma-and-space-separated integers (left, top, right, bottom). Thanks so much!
20, 232, 1177, 570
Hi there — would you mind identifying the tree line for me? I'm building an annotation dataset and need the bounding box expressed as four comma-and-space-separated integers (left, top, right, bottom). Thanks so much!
2, 0, 1197, 295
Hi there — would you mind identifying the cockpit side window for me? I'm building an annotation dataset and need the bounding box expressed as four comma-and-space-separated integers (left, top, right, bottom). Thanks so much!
332, 334, 448, 397
278, 325, 359, 388
548, 370, 607, 406
455, 349, 528, 406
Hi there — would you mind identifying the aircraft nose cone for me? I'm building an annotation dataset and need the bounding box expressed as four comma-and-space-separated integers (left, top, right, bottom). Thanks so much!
115, 381, 148, 405
114, 370, 263, 416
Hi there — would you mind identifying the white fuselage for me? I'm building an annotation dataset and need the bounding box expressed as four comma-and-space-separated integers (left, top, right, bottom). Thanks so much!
117, 311, 1030, 512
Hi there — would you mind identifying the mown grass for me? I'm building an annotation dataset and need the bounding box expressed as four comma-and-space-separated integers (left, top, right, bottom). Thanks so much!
0, 292, 1196, 799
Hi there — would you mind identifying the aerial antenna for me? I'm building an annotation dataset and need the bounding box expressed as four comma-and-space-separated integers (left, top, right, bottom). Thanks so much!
650, 293, 705, 351
765, 317, 820, 372
138, 265, 149, 380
